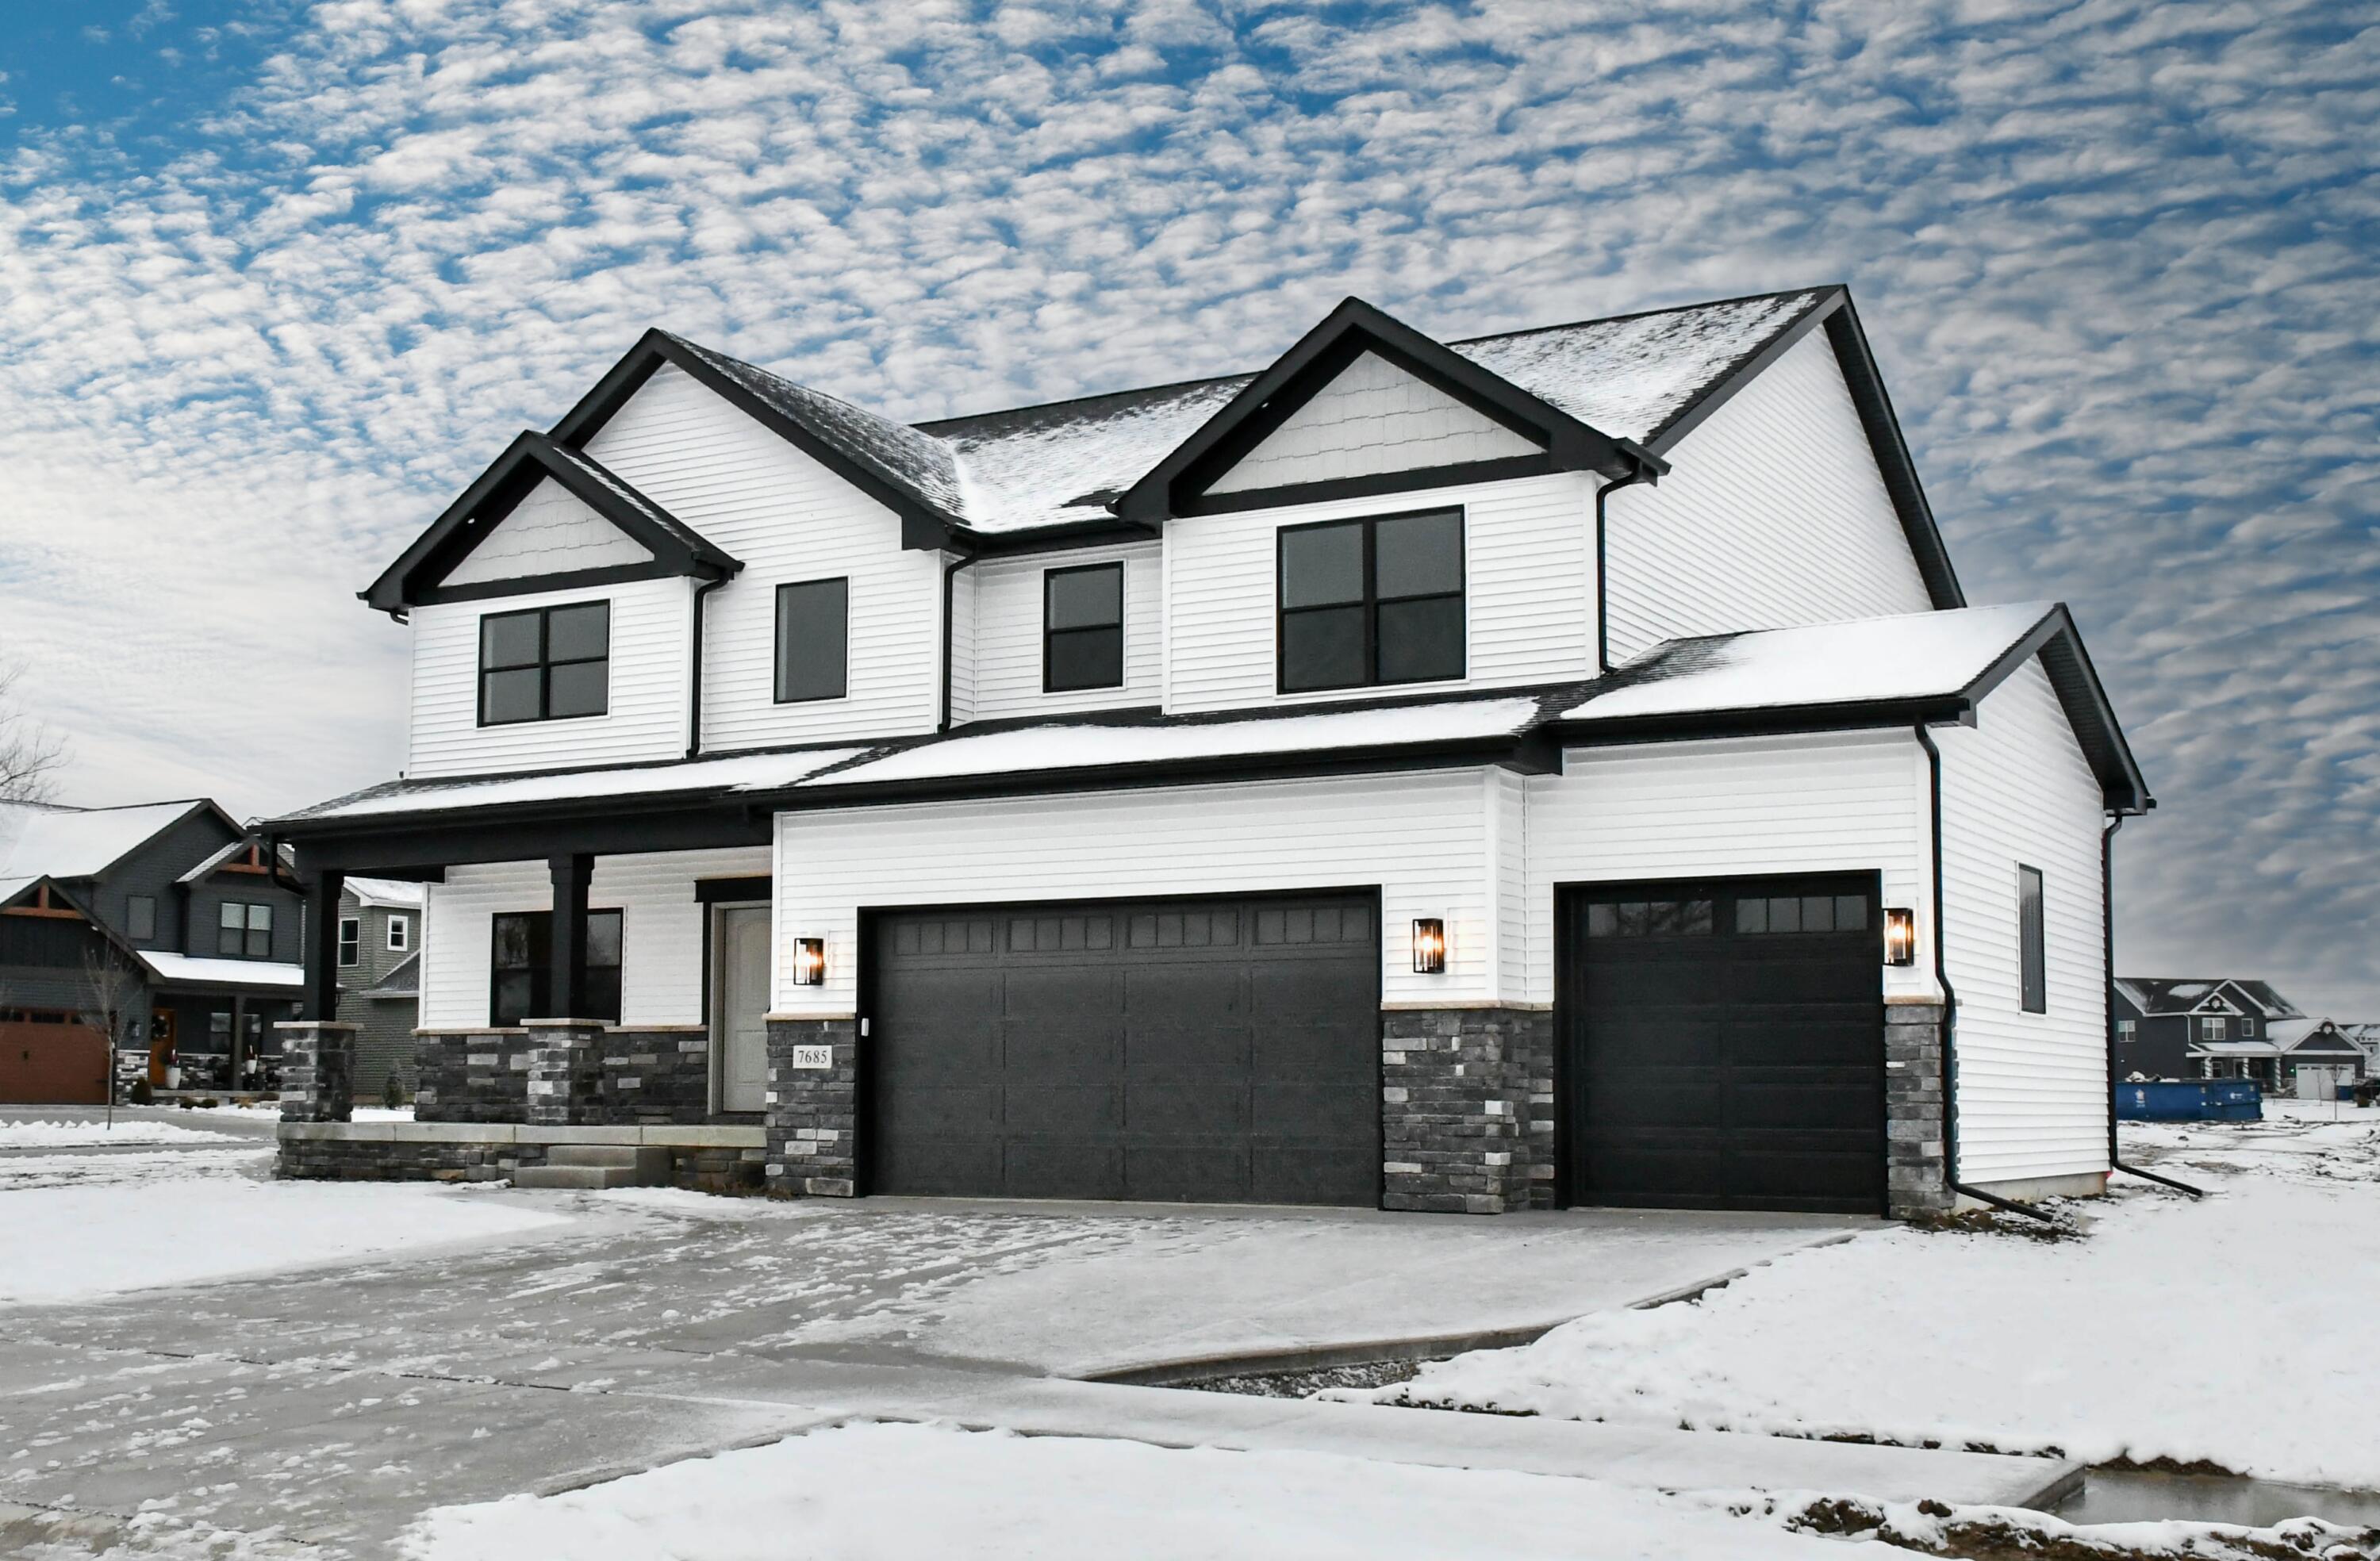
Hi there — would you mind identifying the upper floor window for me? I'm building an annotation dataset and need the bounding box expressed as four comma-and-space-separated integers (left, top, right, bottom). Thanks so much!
125, 895, 155, 942
219, 901, 272, 960
1044, 562, 1124, 692
337, 918, 361, 967
387, 914, 412, 953
2116, 1018, 2136, 1038
2202, 1015, 2229, 1041
479, 602, 610, 727
1277, 508, 1464, 693
490, 909, 623, 1027
2240, 1017, 2256, 1037
2016, 865, 2045, 1014
776, 577, 849, 703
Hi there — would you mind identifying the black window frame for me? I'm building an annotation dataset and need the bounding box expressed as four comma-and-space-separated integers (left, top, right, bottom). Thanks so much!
125, 895, 156, 942
337, 917, 361, 968
2017, 864, 2047, 1014
217, 900, 273, 960
774, 577, 850, 704
489, 909, 624, 1027
476, 600, 611, 728
1276, 508, 1467, 694
1042, 561, 1127, 692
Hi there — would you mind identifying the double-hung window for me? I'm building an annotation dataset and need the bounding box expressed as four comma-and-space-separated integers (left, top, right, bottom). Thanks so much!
489, 910, 623, 1027
479, 602, 610, 726
2016, 865, 2046, 1014
387, 915, 411, 953
337, 918, 361, 968
1044, 562, 1124, 691
219, 902, 272, 959
775, 578, 849, 703
1277, 509, 1465, 692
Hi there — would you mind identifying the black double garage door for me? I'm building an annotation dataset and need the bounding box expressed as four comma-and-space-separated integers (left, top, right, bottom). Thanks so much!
864, 894, 1381, 1206
861, 876, 1885, 1215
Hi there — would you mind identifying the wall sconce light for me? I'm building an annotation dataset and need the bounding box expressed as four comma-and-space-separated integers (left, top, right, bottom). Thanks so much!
793, 937, 827, 986
1882, 907, 1917, 967
1411, 919, 1446, 975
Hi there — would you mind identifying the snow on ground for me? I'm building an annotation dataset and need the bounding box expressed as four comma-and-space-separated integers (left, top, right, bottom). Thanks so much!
1346, 1101, 2380, 1490
0, 1170, 572, 1304
0, 1118, 246, 1148
198, 1103, 414, 1122
397, 1421, 1906, 1561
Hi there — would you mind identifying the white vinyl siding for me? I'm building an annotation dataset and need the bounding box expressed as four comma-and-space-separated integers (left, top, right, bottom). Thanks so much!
772, 770, 1499, 1014
967, 542, 1161, 720
405, 577, 689, 778
1522, 731, 1932, 1007
582, 363, 942, 751
1937, 658, 2109, 1187
1603, 332, 1934, 662
441, 478, 651, 586
418, 846, 770, 1029
946, 557, 977, 725
1165, 471, 1595, 713
1208, 351, 1541, 494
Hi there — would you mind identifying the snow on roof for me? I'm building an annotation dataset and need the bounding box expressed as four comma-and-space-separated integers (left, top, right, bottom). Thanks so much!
2190, 1040, 2282, 1057
1560, 604, 2054, 724
797, 696, 1550, 791
0, 799, 200, 890
2117, 976, 2302, 1018
344, 876, 426, 909
359, 950, 420, 997
140, 951, 305, 989
277, 746, 872, 826
689, 289, 1835, 537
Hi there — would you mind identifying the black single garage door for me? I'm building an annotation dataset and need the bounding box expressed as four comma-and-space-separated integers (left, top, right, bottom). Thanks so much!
1557, 875, 1885, 1215
864, 893, 1380, 1206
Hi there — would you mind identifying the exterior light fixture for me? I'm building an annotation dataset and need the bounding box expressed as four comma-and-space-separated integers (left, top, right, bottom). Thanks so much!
1411, 919, 1447, 975
1882, 907, 1917, 967
793, 938, 827, 986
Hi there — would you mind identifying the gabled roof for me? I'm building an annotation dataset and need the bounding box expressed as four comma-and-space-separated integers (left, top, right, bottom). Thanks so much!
343, 876, 426, 910
1553, 603, 2152, 813
176, 835, 298, 887
358, 949, 420, 998
2266, 1017, 2362, 1053
138, 951, 305, 991
363, 429, 739, 613
2115, 977, 2304, 1018
0, 798, 221, 903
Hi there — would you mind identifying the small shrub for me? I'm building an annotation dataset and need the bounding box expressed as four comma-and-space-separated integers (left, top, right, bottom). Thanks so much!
381, 1072, 407, 1111
128, 1079, 153, 1105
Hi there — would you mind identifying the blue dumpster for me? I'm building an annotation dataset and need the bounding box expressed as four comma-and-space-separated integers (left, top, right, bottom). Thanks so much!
2114, 1080, 2263, 1122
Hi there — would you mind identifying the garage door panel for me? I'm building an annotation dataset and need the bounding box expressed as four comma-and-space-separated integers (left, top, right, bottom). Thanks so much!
868, 896, 1378, 1206
1725, 954, 1877, 1005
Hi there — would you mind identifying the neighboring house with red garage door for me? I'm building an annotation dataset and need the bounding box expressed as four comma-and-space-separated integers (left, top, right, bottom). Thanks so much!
0, 798, 308, 1101
267, 285, 2152, 1218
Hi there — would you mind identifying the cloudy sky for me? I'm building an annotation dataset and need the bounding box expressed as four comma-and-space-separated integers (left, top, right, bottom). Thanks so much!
1, 0, 2373, 1010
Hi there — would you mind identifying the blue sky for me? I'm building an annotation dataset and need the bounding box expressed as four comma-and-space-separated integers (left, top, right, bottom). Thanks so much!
0, 0, 2373, 1011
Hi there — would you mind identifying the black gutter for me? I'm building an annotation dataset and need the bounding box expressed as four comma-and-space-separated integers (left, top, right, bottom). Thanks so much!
2099, 813, 2205, 1198
939, 553, 979, 733
686, 576, 730, 759
1592, 468, 1652, 673
1915, 722, 2056, 1224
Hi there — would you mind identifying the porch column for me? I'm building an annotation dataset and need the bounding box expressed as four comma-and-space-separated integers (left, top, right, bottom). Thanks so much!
547, 853, 593, 1020
229, 992, 248, 1087
301, 869, 344, 1025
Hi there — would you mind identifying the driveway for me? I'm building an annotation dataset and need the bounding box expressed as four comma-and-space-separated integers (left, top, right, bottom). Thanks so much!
0, 1137, 2067, 1556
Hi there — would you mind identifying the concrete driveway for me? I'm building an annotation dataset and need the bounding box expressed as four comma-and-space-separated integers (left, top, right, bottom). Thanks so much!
0, 1145, 2071, 1556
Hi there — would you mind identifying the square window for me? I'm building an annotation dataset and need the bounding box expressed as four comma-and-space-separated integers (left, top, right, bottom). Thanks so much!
1277, 510, 1465, 692
478, 602, 609, 726
546, 660, 608, 719
776, 577, 850, 703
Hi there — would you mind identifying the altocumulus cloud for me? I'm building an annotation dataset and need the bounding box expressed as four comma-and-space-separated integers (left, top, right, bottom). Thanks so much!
0, 0, 2373, 1007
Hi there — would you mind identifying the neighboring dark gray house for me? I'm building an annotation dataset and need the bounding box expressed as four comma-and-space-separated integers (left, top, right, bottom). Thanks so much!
0, 798, 309, 1100
335, 876, 423, 1101
2113, 976, 2303, 1083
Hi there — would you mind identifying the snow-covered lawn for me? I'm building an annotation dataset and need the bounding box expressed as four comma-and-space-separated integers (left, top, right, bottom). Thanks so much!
401, 1421, 1910, 1561
0, 1117, 247, 1148
0, 1171, 572, 1304
1344, 1102, 2380, 1490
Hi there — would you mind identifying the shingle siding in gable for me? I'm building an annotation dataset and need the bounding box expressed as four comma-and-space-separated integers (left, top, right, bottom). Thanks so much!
967, 542, 1162, 720
1603, 331, 1935, 662
442, 477, 653, 586
1163, 471, 1595, 713
1207, 351, 1541, 495
580, 363, 942, 752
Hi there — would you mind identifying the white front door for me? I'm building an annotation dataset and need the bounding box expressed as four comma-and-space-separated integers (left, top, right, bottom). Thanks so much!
716, 906, 771, 1113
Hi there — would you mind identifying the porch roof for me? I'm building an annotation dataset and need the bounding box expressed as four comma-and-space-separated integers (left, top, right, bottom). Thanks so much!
140, 951, 306, 991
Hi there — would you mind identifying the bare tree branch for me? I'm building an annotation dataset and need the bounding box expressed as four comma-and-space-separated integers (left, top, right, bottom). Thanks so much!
0, 658, 67, 805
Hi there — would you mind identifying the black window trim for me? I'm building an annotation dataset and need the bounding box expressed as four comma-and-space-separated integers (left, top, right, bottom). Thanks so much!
2017, 861, 2047, 1014
217, 899, 274, 961
1274, 506, 1468, 696
337, 917, 361, 968
125, 894, 156, 942
773, 576, 851, 705
1042, 559, 1127, 693
476, 600, 612, 728
489, 907, 624, 1027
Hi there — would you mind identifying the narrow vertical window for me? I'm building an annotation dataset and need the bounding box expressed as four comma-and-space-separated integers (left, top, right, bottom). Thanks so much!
775, 577, 850, 703
337, 918, 361, 967
387, 915, 411, 953
1044, 562, 1124, 691
2017, 865, 2046, 1014
126, 896, 156, 941
245, 903, 273, 959
217, 903, 245, 957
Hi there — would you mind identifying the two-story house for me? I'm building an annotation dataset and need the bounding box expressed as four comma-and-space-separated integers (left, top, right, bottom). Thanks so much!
270, 285, 2152, 1218
2111, 976, 2303, 1081
0, 799, 308, 1100
334, 876, 424, 1102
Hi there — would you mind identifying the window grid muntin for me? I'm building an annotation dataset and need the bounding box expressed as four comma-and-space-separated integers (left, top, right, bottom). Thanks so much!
1276, 509, 1465, 694
477, 602, 611, 727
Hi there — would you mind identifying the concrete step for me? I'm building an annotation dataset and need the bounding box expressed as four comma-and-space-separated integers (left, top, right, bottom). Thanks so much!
511, 1164, 641, 1191
545, 1145, 669, 1174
